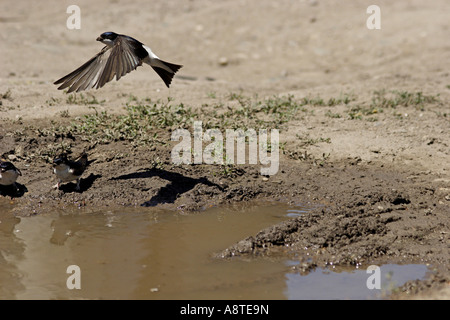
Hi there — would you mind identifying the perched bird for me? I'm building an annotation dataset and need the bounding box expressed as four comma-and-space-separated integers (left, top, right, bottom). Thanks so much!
54, 32, 182, 93
0, 160, 22, 192
53, 152, 88, 191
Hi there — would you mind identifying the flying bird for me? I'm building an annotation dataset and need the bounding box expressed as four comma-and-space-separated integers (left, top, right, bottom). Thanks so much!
0, 160, 22, 193
53, 151, 88, 191
54, 32, 182, 93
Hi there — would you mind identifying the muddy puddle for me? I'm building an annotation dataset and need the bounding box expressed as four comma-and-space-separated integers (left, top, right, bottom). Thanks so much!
0, 200, 430, 300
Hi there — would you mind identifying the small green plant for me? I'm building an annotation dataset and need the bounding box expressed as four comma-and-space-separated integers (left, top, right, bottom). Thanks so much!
228, 92, 245, 101
37, 141, 73, 162
315, 152, 331, 167
126, 97, 197, 129
296, 134, 331, 147
149, 157, 165, 170
46, 97, 61, 106
59, 110, 70, 118
348, 105, 381, 120
325, 110, 342, 118
66, 93, 105, 105
216, 163, 244, 178
207, 91, 217, 99
371, 90, 439, 109
1, 89, 12, 100
63, 98, 197, 146
300, 92, 356, 107
301, 96, 325, 106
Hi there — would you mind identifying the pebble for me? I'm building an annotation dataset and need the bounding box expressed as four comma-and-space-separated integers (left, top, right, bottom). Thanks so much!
218, 57, 228, 66
15, 145, 24, 158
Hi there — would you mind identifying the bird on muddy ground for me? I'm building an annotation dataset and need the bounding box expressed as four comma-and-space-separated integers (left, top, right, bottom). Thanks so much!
0, 160, 22, 193
54, 32, 183, 93
53, 151, 88, 191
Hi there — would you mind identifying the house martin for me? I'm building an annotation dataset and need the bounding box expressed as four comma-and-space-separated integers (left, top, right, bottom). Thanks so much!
0, 160, 22, 193
53, 151, 88, 191
54, 32, 182, 93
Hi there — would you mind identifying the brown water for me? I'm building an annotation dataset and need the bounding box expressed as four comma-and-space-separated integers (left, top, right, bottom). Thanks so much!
0, 199, 429, 300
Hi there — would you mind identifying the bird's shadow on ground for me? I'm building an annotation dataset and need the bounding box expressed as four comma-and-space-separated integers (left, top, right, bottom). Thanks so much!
111, 168, 224, 207
57, 173, 102, 193
0, 183, 28, 198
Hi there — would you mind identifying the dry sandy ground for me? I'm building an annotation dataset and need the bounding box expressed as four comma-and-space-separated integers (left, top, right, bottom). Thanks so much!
1, 0, 449, 299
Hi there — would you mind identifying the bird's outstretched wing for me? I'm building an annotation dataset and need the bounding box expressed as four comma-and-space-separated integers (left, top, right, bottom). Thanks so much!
54, 37, 143, 93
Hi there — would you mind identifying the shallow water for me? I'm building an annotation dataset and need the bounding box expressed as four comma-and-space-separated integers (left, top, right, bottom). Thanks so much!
285, 263, 429, 300
0, 199, 429, 300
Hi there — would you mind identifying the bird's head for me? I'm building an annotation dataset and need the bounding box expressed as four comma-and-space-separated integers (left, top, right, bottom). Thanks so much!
0, 161, 19, 174
96, 32, 118, 47
0, 161, 10, 173
53, 153, 69, 167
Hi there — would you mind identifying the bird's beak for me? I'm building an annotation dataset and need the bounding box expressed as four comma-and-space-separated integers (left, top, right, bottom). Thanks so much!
96, 37, 102, 41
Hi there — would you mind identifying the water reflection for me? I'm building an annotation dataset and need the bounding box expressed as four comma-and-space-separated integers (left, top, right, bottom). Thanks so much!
0, 200, 25, 298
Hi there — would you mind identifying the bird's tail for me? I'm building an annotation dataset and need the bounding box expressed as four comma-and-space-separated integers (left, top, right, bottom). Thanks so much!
75, 151, 88, 167
149, 58, 183, 88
